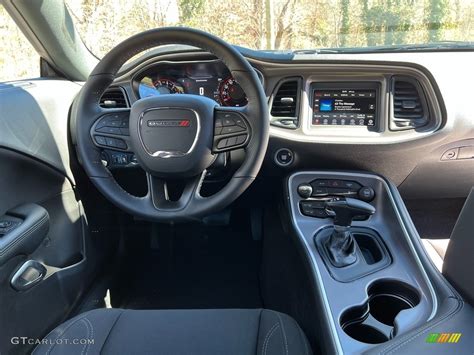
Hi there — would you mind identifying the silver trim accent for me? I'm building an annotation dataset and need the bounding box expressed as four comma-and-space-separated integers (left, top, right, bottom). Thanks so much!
151, 151, 187, 158
138, 107, 201, 158
287, 171, 438, 354
148, 170, 206, 210
288, 174, 343, 355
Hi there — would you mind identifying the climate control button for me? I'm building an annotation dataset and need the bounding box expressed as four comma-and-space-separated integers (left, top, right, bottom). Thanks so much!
358, 186, 375, 202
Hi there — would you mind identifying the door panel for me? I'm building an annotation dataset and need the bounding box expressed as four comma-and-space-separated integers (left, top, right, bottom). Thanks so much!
0, 79, 81, 180
0, 79, 92, 354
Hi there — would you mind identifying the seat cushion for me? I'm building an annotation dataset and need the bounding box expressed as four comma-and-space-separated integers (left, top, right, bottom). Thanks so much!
422, 238, 450, 271
33, 308, 311, 355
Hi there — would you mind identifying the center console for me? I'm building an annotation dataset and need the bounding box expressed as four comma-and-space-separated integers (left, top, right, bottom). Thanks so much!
287, 171, 436, 354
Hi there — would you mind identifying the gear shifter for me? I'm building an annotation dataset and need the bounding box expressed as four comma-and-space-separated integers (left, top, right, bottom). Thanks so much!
324, 197, 376, 267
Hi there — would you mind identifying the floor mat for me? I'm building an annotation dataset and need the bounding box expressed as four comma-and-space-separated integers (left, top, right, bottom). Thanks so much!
115, 217, 263, 310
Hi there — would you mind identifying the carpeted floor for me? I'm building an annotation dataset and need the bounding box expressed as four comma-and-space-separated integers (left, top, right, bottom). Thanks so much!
114, 217, 263, 310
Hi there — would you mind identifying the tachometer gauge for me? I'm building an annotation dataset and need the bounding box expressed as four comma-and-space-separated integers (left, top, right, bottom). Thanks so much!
218, 77, 247, 106
153, 78, 183, 95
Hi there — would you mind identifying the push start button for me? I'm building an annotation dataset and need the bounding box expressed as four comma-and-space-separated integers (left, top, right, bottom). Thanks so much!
274, 148, 294, 167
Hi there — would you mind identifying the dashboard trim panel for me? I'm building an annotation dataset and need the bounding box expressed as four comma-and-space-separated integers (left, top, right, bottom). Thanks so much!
268, 64, 443, 144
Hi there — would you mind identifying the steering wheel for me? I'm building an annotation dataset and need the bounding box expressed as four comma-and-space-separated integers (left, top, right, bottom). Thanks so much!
71, 28, 269, 222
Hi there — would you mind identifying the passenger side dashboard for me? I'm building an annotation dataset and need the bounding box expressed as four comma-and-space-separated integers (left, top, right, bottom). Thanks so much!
267, 64, 443, 144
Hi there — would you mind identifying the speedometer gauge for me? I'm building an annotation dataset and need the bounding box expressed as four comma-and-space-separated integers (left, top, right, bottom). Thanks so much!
153, 78, 183, 95
218, 77, 247, 107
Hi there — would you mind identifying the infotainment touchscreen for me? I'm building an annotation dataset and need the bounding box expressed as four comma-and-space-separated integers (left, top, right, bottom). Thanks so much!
312, 89, 376, 126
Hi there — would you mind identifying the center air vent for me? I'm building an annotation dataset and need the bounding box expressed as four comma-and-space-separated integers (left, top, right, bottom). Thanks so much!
100, 87, 129, 108
391, 77, 428, 130
270, 78, 300, 129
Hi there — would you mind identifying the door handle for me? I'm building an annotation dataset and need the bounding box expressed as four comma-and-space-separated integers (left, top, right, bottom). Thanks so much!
10, 260, 47, 291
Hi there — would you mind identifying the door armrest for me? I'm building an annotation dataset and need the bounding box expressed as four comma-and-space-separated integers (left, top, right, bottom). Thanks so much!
0, 204, 49, 266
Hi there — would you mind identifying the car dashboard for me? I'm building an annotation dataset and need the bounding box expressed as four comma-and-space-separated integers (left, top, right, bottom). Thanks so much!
104, 49, 474, 200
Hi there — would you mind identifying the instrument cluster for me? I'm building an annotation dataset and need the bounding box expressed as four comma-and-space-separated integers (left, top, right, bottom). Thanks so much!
133, 60, 260, 107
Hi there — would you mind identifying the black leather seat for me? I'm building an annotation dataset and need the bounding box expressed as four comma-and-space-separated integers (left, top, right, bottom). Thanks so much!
33, 308, 311, 355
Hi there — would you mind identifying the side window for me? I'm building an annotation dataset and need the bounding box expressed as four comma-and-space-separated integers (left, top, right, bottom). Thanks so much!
0, 5, 40, 82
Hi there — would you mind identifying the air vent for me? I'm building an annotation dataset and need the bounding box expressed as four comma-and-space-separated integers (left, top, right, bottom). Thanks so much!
391, 77, 428, 130
100, 87, 129, 108
270, 79, 300, 129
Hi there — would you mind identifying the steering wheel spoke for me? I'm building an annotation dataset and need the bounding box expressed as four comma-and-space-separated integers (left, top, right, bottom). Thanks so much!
147, 172, 206, 212
91, 109, 132, 152
212, 106, 251, 153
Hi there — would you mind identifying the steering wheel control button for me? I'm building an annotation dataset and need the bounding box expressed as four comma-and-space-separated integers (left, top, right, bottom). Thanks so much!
234, 117, 246, 128
227, 136, 238, 146
235, 135, 247, 145
221, 125, 245, 135
274, 148, 294, 167
358, 186, 375, 202
222, 117, 235, 126
217, 139, 228, 149
94, 135, 107, 145
105, 137, 127, 150
95, 112, 129, 135
297, 184, 313, 198
96, 126, 122, 135
213, 111, 249, 152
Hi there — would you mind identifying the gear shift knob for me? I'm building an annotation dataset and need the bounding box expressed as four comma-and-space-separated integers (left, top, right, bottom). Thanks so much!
325, 197, 376, 227
324, 197, 376, 267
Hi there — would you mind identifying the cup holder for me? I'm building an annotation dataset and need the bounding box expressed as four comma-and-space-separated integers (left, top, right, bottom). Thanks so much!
343, 323, 389, 344
369, 295, 413, 326
340, 280, 420, 344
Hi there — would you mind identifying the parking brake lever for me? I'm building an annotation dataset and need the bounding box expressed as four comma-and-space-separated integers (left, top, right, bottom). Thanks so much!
324, 197, 376, 267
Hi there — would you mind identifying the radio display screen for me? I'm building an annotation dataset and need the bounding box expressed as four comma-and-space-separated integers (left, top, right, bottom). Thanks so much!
312, 89, 376, 126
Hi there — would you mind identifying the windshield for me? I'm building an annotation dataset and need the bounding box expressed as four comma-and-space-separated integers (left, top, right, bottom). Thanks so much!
66, 0, 473, 57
